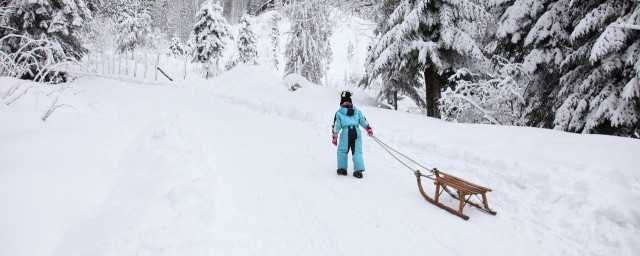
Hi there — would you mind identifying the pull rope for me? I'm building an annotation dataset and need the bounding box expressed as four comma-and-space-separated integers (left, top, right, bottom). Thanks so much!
370, 135, 435, 175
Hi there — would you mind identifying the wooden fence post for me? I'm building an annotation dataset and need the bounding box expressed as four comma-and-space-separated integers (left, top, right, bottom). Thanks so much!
134, 52, 138, 78
144, 53, 148, 79
118, 54, 122, 75
155, 53, 160, 81
183, 55, 187, 79
101, 52, 105, 74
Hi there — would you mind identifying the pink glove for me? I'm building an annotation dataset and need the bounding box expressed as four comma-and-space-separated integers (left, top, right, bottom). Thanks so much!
366, 126, 373, 137
332, 134, 338, 146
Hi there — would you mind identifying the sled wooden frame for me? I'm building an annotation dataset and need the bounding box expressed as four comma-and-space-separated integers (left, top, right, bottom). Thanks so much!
415, 168, 496, 220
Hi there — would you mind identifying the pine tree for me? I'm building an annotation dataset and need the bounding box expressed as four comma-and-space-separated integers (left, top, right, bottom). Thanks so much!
283, 0, 333, 85
492, 0, 640, 137
0, 0, 95, 59
0, 0, 96, 81
366, 0, 490, 116
115, 8, 152, 55
169, 35, 185, 56
269, 12, 281, 69
237, 14, 259, 65
553, 0, 640, 136
190, 0, 231, 78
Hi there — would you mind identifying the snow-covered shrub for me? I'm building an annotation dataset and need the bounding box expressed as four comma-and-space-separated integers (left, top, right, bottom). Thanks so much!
148, 28, 168, 52
440, 56, 529, 125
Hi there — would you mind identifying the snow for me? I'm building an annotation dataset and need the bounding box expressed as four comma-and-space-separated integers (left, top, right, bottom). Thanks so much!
1, 62, 640, 255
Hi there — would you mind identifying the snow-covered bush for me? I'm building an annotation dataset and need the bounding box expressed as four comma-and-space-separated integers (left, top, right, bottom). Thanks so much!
440, 57, 529, 125
148, 28, 168, 52
190, 0, 230, 78
0, 35, 72, 83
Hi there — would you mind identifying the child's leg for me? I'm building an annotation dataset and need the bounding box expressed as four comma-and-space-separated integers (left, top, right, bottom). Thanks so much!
353, 137, 365, 171
337, 133, 349, 170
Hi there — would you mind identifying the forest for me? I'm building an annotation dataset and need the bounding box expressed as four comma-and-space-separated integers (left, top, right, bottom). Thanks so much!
1, 0, 639, 138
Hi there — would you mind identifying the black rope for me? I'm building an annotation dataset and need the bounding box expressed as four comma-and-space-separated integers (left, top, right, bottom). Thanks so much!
370, 135, 434, 175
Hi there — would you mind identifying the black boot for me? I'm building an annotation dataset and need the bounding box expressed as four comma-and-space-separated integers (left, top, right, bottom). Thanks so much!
337, 169, 347, 175
353, 170, 364, 179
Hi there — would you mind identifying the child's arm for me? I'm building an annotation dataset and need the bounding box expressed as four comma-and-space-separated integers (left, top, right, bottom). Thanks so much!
332, 112, 342, 134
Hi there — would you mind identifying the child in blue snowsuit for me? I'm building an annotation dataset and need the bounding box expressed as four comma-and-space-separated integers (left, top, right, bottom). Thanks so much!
332, 91, 373, 179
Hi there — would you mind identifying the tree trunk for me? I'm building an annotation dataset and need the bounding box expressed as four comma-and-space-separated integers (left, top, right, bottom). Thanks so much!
424, 66, 443, 118
393, 90, 398, 111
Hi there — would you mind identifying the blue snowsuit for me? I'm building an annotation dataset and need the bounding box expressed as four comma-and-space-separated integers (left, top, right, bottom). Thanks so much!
333, 105, 370, 171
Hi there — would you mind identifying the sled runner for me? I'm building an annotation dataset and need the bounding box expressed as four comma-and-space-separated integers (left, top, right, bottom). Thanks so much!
371, 136, 497, 220
415, 169, 496, 220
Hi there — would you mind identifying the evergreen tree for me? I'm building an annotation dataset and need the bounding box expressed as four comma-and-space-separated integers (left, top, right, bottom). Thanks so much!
190, 0, 231, 78
0, 0, 96, 80
115, 9, 152, 55
283, 0, 333, 85
366, 0, 490, 116
237, 14, 259, 65
493, 0, 574, 127
269, 12, 281, 69
169, 35, 185, 56
554, 0, 640, 136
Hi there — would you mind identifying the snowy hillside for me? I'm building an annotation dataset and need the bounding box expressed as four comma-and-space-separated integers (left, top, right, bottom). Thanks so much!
1, 65, 639, 256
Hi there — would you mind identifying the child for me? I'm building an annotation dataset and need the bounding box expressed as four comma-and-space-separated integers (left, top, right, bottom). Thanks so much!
332, 91, 373, 179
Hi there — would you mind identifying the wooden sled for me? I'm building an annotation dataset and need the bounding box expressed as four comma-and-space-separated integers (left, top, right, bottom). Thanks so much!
415, 168, 496, 220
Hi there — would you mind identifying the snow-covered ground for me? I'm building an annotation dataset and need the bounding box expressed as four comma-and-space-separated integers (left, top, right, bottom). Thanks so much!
1, 64, 639, 256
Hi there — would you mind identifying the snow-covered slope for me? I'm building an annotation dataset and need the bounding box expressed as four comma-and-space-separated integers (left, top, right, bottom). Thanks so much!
1, 65, 639, 256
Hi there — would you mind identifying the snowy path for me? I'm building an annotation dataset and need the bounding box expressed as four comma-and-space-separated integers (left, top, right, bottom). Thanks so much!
1, 68, 639, 255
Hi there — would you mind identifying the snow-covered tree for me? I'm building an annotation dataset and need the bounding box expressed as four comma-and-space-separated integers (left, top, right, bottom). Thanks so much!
366, 0, 490, 116
0, 0, 96, 81
237, 14, 258, 64
148, 27, 167, 51
269, 12, 281, 69
115, 9, 152, 55
190, 0, 231, 78
347, 41, 355, 63
169, 35, 185, 56
553, 0, 640, 136
283, 0, 333, 85
440, 56, 530, 125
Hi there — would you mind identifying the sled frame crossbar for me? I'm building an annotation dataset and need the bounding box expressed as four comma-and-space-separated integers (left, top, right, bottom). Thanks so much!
415, 168, 497, 220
